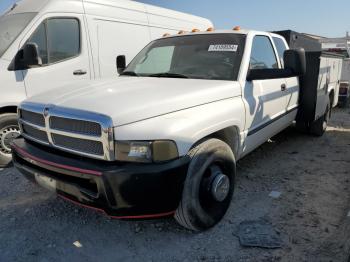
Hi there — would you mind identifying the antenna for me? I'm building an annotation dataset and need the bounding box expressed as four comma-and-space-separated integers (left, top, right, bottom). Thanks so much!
347, 31, 350, 57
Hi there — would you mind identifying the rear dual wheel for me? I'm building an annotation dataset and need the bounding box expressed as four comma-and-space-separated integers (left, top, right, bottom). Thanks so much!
175, 139, 236, 231
296, 100, 331, 137
0, 113, 20, 168
309, 101, 331, 137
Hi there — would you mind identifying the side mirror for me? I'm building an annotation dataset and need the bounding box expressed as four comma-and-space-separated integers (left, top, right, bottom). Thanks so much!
116, 55, 126, 74
8, 43, 42, 71
284, 48, 306, 76
247, 68, 294, 81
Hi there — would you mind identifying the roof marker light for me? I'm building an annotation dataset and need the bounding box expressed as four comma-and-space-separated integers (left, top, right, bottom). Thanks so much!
233, 26, 241, 31
163, 33, 171, 37
206, 27, 215, 32
178, 30, 187, 35
192, 29, 200, 33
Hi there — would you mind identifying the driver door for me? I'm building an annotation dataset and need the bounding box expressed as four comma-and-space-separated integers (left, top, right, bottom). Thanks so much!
243, 35, 289, 154
19, 15, 91, 97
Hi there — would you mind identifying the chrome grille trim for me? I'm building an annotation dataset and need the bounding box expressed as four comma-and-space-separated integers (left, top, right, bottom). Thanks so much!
18, 102, 115, 161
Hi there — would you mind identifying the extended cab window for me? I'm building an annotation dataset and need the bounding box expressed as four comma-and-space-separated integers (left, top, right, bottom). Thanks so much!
125, 34, 246, 81
250, 36, 279, 70
273, 37, 287, 68
27, 18, 80, 65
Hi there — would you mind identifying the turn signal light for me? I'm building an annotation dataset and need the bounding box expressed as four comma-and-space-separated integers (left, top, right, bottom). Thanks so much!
233, 26, 241, 31
206, 27, 214, 32
192, 28, 200, 33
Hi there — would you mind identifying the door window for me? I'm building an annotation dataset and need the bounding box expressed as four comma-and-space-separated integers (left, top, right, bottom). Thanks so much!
26, 18, 80, 65
250, 36, 279, 70
273, 37, 287, 68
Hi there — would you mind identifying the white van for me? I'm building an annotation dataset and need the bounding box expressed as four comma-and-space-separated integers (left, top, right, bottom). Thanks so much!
0, 0, 212, 166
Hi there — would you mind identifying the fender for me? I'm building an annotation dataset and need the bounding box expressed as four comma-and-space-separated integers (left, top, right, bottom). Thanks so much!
114, 97, 246, 157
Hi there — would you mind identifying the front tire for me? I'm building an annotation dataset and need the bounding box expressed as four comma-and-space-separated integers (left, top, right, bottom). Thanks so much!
0, 113, 20, 168
175, 139, 236, 231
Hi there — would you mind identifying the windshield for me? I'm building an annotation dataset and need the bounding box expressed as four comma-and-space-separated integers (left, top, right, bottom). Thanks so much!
0, 12, 37, 57
124, 34, 246, 81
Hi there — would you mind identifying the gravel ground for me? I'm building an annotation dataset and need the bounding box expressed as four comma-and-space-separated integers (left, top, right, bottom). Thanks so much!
0, 108, 349, 262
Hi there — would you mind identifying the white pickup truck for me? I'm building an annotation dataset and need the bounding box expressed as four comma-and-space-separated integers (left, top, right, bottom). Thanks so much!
12, 29, 330, 231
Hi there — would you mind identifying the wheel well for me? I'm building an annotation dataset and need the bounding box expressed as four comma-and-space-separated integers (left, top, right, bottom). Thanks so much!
206, 126, 240, 157
0, 106, 17, 115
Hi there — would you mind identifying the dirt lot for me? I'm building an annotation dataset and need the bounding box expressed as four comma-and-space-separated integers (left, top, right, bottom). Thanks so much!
0, 108, 349, 262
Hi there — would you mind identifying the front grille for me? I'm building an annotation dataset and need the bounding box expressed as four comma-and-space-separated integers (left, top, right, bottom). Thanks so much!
20, 109, 45, 127
50, 116, 101, 136
22, 123, 49, 143
52, 134, 104, 156
18, 104, 113, 160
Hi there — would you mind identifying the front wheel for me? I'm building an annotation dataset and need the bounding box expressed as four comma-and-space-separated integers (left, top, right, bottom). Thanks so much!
0, 113, 21, 168
174, 138, 236, 231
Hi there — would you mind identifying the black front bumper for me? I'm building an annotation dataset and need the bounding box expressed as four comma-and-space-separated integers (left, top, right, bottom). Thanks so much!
12, 138, 189, 219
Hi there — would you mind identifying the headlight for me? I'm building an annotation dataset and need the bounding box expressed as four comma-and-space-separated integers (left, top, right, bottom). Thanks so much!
115, 140, 179, 163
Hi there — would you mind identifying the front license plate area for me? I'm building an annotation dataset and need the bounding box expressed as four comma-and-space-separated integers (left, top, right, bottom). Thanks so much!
35, 174, 57, 192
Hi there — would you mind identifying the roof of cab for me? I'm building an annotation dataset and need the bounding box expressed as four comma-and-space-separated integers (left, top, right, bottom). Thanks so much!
161, 29, 252, 39
160, 29, 286, 40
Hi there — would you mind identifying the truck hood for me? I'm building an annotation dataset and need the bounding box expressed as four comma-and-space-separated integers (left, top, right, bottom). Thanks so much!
26, 77, 241, 127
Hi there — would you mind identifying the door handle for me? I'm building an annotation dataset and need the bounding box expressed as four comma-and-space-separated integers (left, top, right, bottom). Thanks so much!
281, 84, 287, 91
73, 70, 87, 76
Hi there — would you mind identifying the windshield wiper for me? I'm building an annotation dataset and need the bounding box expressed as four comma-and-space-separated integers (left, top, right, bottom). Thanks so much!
120, 71, 139, 76
148, 73, 189, 79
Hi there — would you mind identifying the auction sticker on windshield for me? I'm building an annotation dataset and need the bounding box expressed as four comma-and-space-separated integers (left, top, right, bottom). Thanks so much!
208, 44, 238, 52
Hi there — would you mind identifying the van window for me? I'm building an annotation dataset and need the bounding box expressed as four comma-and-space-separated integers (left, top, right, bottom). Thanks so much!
273, 37, 287, 67
27, 23, 48, 64
0, 13, 37, 57
47, 19, 80, 63
250, 36, 279, 70
26, 18, 80, 65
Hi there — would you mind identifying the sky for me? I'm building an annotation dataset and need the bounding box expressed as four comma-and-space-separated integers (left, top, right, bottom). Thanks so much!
0, 0, 349, 38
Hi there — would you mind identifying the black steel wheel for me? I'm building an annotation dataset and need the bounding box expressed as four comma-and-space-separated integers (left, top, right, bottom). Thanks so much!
175, 138, 236, 231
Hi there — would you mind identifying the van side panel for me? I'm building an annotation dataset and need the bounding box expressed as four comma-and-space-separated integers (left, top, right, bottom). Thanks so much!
145, 5, 212, 39
0, 60, 26, 108
94, 19, 151, 78
83, 0, 150, 78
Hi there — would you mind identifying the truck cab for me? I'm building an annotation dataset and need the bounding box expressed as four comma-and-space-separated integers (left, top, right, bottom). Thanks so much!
12, 29, 312, 231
